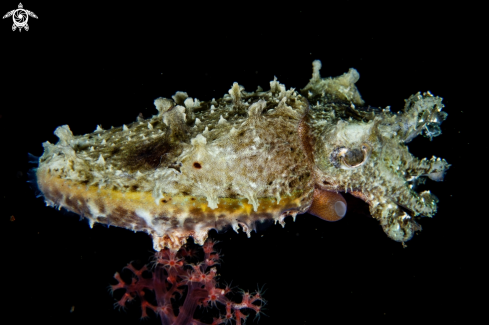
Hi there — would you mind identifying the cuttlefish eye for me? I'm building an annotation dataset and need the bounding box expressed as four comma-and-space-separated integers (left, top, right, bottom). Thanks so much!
330, 143, 372, 170
307, 187, 347, 222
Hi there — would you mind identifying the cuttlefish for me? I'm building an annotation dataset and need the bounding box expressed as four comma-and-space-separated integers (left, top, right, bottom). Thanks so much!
35, 60, 449, 250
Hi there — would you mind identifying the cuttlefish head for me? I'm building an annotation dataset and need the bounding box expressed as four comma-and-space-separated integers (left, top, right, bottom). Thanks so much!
306, 97, 449, 242
297, 61, 449, 242
304, 115, 378, 224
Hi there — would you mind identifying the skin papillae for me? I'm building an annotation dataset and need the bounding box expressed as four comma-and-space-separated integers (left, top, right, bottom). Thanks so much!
36, 60, 449, 250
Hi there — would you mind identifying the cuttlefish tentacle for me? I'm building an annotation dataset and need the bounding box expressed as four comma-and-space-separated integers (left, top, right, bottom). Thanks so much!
344, 174, 439, 242
348, 189, 370, 203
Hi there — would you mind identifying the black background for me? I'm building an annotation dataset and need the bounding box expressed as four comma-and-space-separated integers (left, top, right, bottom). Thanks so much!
1, 1, 482, 324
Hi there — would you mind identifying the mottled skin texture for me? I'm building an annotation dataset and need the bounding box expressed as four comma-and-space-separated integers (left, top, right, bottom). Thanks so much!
304, 61, 449, 241
36, 61, 449, 250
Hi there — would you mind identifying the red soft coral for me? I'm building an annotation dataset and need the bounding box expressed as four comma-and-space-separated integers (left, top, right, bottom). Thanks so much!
111, 239, 265, 325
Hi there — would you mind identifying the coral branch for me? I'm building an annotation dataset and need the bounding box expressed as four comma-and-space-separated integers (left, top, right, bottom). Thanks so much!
111, 239, 265, 325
